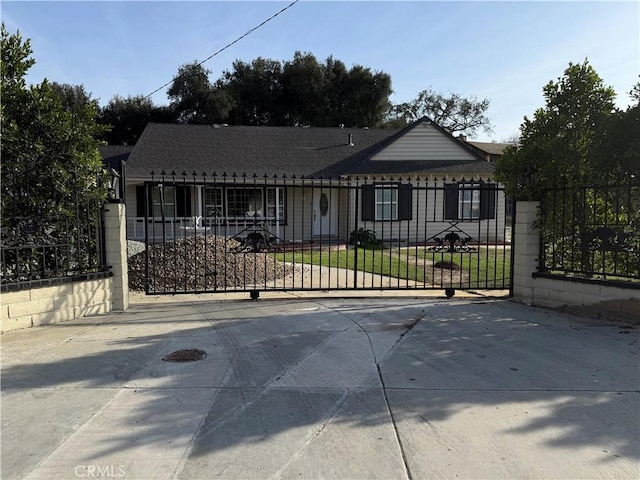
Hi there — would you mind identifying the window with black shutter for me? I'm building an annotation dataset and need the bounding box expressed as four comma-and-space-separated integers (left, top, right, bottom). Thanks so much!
398, 183, 412, 220
135, 185, 192, 218
361, 184, 375, 221
136, 185, 147, 217
444, 183, 496, 220
175, 185, 191, 217
479, 183, 496, 220
361, 183, 412, 221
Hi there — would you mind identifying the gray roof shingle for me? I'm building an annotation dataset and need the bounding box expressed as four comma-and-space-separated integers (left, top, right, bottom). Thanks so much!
126, 121, 493, 179
466, 141, 510, 156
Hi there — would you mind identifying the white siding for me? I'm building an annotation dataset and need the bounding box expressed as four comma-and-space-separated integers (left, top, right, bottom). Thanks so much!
344, 178, 506, 243
371, 122, 478, 162
125, 180, 506, 244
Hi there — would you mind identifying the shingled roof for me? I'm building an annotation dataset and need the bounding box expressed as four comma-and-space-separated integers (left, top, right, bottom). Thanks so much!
466, 141, 510, 156
99, 145, 133, 166
126, 120, 493, 179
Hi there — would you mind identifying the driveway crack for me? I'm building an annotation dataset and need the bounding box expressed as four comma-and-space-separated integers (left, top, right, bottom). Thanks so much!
269, 389, 351, 480
309, 299, 421, 480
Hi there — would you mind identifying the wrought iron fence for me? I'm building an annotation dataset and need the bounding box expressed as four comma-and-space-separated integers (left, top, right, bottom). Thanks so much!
539, 181, 640, 282
137, 171, 513, 296
1, 175, 108, 290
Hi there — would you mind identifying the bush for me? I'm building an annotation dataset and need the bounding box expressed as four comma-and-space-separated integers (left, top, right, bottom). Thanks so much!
349, 228, 381, 248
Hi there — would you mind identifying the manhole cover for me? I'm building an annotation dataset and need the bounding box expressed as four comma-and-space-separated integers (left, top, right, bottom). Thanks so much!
162, 349, 207, 363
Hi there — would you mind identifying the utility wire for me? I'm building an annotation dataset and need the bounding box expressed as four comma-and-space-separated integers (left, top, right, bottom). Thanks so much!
145, 0, 301, 99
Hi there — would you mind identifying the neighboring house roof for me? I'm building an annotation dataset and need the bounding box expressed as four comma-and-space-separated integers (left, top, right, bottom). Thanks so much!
466, 141, 510, 156
99, 145, 133, 170
125, 118, 493, 180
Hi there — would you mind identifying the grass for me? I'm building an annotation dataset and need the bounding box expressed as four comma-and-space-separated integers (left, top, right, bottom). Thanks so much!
421, 247, 511, 288
272, 246, 511, 288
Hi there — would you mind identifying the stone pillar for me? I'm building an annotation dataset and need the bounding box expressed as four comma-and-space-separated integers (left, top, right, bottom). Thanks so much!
512, 201, 540, 304
104, 202, 129, 310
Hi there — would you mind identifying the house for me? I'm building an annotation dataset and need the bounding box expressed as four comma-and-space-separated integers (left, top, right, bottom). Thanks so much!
465, 140, 514, 219
119, 117, 506, 245
465, 140, 510, 163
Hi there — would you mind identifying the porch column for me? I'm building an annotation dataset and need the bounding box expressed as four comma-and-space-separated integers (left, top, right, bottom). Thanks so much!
196, 185, 203, 225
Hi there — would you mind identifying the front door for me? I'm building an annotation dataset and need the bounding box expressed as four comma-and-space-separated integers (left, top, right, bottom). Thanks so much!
312, 188, 338, 236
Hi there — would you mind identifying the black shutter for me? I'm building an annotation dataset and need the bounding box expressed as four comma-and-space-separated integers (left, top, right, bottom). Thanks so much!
361, 184, 375, 221
136, 186, 145, 217
444, 184, 458, 220
480, 183, 496, 220
136, 185, 154, 217
176, 186, 192, 217
398, 183, 413, 220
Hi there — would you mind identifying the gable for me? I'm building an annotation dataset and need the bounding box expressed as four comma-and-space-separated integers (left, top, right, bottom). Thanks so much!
370, 121, 479, 162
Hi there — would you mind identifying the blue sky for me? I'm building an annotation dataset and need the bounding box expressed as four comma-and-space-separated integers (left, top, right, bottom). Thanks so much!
2, 1, 639, 141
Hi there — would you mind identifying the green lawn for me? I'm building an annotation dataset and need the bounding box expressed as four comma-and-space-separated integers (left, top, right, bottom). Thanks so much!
273, 246, 511, 288
419, 247, 511, 288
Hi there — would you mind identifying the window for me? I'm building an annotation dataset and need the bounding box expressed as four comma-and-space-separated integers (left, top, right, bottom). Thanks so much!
458, 184, 481, 220
226, 188, 264, 218
135, 185, 284, 222
203, 187, 223, 217
136, 185, 191, 218
266, 187, 285, 220
444, 183, 496, 221
375, 187, 398, 221
152, 186, 175, 217
225, 187, 286, 220
361, 183, 412, 221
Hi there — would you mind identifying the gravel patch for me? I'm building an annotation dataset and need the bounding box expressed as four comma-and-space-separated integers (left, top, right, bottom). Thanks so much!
128, 236, 294, 292
127, 240, 146, 258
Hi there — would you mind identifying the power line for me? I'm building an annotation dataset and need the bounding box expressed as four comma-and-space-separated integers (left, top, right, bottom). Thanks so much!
145, 0, 301, 99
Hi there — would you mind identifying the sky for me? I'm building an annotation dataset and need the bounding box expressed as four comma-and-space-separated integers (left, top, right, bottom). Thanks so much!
2, 1, 639, 142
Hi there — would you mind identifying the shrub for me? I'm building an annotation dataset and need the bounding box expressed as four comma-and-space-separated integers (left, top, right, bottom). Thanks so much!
349, 228, 381, 248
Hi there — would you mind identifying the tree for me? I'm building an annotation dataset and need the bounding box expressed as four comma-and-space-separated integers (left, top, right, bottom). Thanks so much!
167, 62, 232, 124
222, 57, 284, 126
494, 60, 638, 278
495, 60, 617, 199
165, 53, 393, 128
593, 85, 640, 180
98, 95, 175, 145
386, 88, 492, 136
1, 24, 106, 219
279, 53, 392, 127
1, 24, 108, 279
630, 79, 640, 104
280, 51, 327, 126
50, 82, 96, 113
335, 63, 392, 128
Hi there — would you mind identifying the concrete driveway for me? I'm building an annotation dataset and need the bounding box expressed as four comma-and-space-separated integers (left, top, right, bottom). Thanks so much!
1, 296, 638, 479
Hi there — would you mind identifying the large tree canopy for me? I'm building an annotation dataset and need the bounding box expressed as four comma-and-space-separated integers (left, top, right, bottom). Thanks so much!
594, 80, 640, 178
98, 94, 175, 145
385, 88, 492, 136
167, 62, 233, 125
495, 62, 639, 279
222, 57, 284, 126
1, 24, 106, 219
99, 52, 492, 142
166, 52, 393, 128
50, 82, 96, 113
494, 60, 619, 200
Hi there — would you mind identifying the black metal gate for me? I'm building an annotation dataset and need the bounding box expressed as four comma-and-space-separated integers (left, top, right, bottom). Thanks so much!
141, 173, 512, 297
